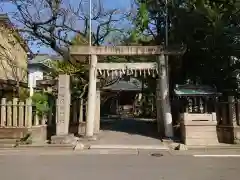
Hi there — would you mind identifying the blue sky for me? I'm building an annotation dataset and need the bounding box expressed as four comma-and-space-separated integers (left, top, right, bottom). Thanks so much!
103, 0, 131, 9
1, 0, 132, 55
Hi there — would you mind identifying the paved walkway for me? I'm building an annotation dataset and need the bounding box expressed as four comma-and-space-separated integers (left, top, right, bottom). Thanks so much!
92, 118, 164, 148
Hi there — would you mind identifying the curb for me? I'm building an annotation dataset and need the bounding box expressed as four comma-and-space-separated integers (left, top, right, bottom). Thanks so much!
187, 145, 240, 150
1, 143, 240, 151
165, 141, 240, 151
0, 148, 139, 155
89, 144, 169, 150
0, 144, 75, 150
80, 149, 139, 155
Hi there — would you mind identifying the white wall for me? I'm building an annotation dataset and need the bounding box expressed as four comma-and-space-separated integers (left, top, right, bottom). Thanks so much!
28, 67, 43, 96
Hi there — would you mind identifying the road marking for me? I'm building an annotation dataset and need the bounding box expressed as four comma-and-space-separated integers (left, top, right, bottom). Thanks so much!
193, 154, 240, 157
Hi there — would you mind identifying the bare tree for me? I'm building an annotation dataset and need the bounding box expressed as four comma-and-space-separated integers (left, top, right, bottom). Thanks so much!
0, 0, 133, 100
1, 0, 125, 60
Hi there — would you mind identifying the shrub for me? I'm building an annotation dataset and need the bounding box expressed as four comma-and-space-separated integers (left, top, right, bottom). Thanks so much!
32, 92, 50, 117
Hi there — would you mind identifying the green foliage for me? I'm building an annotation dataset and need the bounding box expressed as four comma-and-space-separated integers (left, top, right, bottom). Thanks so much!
171, 0, 240, 91
46, 33, 90, 99
137, 3, 149, 31
48, 60, 89, 98
130, 0, 240, 93
71, 34, 89, 45
32, 92, 50, 117
49, 60, 86, 76
18, 88, 29, 101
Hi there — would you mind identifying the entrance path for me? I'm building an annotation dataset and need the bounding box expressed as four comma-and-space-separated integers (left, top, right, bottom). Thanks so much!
91, 118, 166, 149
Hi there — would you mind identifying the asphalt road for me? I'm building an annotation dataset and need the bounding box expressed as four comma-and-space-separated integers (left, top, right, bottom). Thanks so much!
0, 150, 239, 180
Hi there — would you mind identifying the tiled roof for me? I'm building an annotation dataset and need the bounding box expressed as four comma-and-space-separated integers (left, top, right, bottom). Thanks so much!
103, 77, 147, 91
28, 54, 62, 64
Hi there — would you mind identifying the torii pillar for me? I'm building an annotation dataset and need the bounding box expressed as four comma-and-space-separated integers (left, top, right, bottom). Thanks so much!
94, 79, 101, 134
85, 54, 98, 137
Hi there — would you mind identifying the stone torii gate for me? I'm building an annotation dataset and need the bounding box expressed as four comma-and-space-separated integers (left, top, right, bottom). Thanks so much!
69, 45, 178, 138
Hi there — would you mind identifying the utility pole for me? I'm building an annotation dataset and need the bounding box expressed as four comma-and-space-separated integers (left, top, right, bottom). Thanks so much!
89, 0, 92, 47
164, 0, 174, 138
86, 0, 98, 137
157, 0, 173, 138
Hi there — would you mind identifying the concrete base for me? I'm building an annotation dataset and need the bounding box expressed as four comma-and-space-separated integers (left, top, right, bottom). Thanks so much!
51, 134, 79, 145
181, 123, 219, 145
0, 125, 47, 143
69, 122, 86, 136
180, 113, 219, 146
78, 122, 86, 135
69, 122, 100, 136
86, 136, 98, 141
217, 125, 240, 144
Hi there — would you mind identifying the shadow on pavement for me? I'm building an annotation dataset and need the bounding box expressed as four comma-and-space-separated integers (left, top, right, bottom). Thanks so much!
100, 118, 163, 141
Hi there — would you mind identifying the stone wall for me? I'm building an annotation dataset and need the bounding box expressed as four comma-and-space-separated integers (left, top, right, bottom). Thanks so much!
0, 98, 48, 143
0, 125, 47, 143
217, 125, 240, 144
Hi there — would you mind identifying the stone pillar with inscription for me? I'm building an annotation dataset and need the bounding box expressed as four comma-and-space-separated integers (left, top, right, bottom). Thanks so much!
51, 74, 76, 144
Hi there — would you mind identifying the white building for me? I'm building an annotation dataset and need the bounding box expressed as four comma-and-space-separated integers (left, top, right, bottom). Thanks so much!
28, 54, 60, 96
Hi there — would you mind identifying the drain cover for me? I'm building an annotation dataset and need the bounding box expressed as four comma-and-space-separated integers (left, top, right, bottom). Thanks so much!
151, 153, 164, 157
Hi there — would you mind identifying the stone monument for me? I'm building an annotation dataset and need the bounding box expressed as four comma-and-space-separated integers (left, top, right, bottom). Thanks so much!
51, 74, 78, 144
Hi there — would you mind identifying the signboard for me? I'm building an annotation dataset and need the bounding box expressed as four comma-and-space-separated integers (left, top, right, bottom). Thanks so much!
70, 46, 163, 56
28, 70, 43, 88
